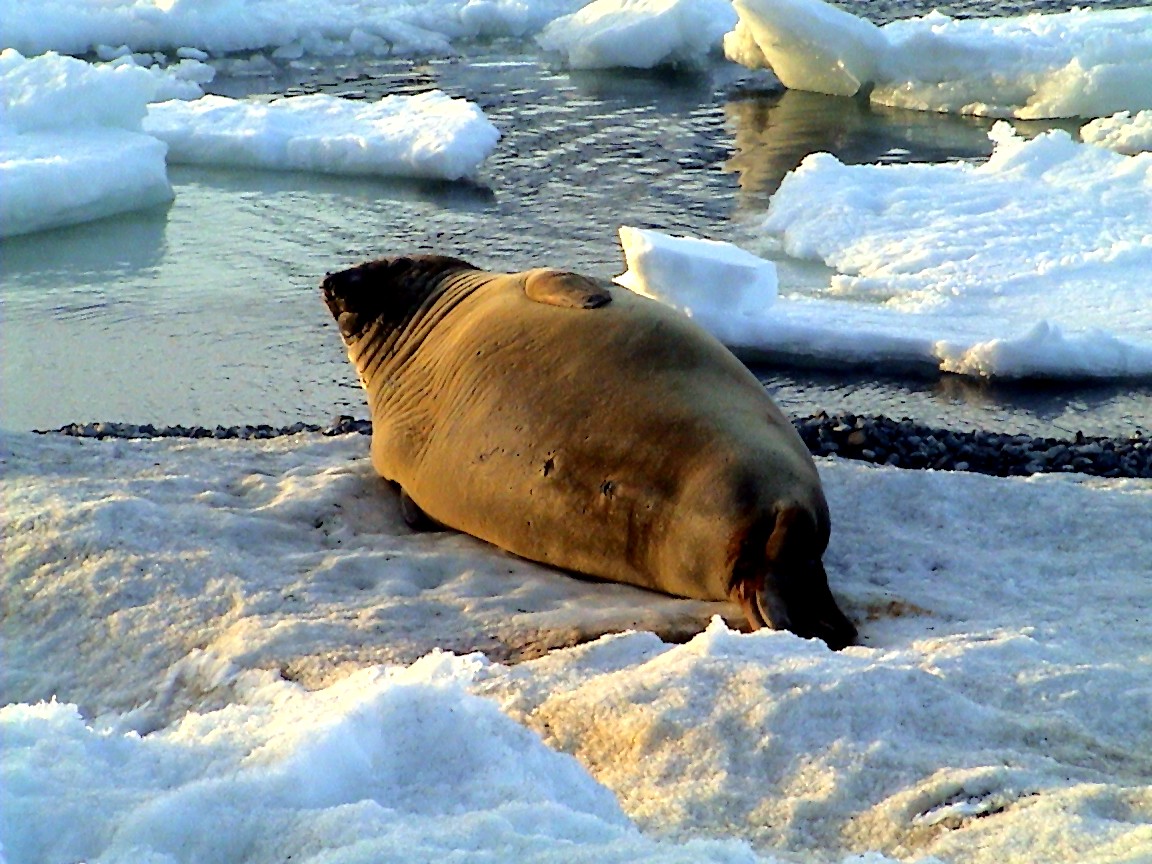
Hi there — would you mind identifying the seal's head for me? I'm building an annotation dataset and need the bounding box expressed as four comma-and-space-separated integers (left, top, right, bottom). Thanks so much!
730, 506, 857, 650
321, 254, 478, 343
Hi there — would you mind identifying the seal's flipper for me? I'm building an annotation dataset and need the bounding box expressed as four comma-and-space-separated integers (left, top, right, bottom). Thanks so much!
399, 487, 442, 532
523, 269, 613, 309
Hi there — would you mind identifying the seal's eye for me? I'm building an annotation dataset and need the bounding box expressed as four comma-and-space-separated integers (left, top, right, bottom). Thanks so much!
337, 311, 360, 340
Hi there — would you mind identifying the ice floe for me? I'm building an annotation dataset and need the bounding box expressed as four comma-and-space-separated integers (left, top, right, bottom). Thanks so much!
726, 0, 1152, 119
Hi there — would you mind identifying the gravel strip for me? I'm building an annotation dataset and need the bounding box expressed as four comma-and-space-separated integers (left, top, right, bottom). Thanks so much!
37, 413, 1151, 480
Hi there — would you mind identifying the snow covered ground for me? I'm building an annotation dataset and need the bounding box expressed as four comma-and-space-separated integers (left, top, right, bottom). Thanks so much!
3, 430, 1150, 863
726, 0, 1152, 119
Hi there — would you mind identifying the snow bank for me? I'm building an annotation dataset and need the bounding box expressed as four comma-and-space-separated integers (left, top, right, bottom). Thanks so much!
1081, 109, 1152, 155
726, 0, 1152, 119
2, 430, 1150, 863
0, 49, 173, 238
3, 656, 781, 864
0, 0, 590, 58
145, 91, 500, 180
624, 124, 1152, 379
536, 0, 737, 70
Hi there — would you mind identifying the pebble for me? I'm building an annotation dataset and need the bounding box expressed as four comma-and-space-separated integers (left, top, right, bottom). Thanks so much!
35, 412, 1152, 480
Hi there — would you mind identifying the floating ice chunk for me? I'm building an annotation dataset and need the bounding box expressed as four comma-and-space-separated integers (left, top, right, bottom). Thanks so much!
936, 320, 1152, 379
615, 225, 778, 323
108, 54, 216, 101
726, 0, 1152, 118
143, 91, 500, 180
752, 121, 1152, 377
0, 50, 173, 238
0, 131, 173, 238
724, 0, 885, 97
176, 46, 210, 61
1081, 109, 1152, 155
537, 0, 737, 70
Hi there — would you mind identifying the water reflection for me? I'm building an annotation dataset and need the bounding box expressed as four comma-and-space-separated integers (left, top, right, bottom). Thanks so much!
564, 64, 718, 110
1, 204, 170, 285
755, 364, 1152, 436
173, 164, 495, 210
722, 89, 995, 206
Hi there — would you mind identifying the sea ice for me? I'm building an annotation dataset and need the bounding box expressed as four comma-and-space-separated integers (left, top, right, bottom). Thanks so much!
615, 225, 778, 320
536, 0, 737, 70
1081, 109, 1152, 154
0, 0, 591, 58
145, 91, 500, 180
727, 0, 1152, 119
634, 122, 1152, 379
0, 50, 173, 238
0, 49, 499, 237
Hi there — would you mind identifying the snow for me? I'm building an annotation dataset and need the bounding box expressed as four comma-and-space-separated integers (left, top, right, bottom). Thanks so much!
0, 50, 498, 237
617, 123, 1152, 380
536, 0, 738, 70
1082, 109, 1152, 154
726, 0, 1152, 119
144, 92, 499, 180
3, 429, 1151, 863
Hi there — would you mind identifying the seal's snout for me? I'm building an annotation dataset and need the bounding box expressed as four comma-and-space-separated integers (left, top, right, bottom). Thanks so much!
733, 563, 857, 651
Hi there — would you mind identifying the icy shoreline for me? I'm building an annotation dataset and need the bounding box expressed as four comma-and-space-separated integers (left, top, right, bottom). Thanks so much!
38, 413, 1152, 480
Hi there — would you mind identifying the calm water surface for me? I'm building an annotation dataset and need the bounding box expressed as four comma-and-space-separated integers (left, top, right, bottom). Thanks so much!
2, 0, 1149, 437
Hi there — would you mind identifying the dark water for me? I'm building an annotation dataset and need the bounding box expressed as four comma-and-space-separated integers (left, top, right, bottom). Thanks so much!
2, 1, 1149, 437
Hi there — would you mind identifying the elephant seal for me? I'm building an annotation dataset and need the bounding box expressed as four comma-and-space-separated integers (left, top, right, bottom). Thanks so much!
321, 255, 856, 649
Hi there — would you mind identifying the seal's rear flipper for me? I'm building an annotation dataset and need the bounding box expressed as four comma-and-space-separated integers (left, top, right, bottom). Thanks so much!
399, 487, 443, 532
524, 269, 613, 309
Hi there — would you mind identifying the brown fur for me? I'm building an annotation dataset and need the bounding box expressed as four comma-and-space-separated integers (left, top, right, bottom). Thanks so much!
322, 255, 856, 648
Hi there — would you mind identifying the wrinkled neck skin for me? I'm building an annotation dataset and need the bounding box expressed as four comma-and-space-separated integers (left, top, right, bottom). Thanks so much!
342, 268, 492, 419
